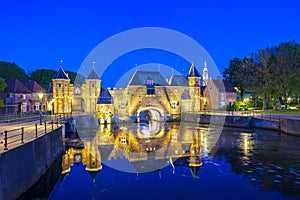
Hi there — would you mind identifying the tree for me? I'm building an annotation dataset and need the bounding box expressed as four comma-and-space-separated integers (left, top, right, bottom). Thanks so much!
0, 61, 28, 81
29, 69, 57, 91
247, 47, 277, 110
274, 41, 300, 109
30, 69, 86, 91
0, 78, 7, 107
223, 57, 250, 100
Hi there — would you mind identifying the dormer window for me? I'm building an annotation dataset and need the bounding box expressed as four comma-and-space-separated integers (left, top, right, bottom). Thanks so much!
146, 79, 155, 95
147, 79, 153, 86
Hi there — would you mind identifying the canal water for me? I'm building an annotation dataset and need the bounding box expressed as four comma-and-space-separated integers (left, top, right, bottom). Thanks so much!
18, 122, 300, 200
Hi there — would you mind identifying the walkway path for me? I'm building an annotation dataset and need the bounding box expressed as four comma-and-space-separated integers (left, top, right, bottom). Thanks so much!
0, 120, 59, 153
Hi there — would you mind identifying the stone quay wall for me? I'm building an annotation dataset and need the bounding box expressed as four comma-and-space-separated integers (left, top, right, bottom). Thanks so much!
0, 126, 63, 200
280, 118, 300, 136
181, 113, 298, 135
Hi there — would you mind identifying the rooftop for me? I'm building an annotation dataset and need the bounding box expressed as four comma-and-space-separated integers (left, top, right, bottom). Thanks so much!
128, 71, 168, 86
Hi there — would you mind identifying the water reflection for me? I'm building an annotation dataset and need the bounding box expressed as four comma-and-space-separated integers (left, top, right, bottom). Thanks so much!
217, 128, 300, 198
63, 121, 211, 176
62, 141, 102, 181
19, 122, 300, 199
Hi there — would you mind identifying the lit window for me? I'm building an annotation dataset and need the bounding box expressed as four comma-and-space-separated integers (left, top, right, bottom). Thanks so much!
146, 79, 155, 95
146, 79, 153, 86
120, 102, 126, 109
171, 102, 177, 109
75, 87, 81, 95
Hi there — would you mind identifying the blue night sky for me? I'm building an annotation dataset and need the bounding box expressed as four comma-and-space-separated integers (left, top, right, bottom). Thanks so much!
1, 0, 300, 86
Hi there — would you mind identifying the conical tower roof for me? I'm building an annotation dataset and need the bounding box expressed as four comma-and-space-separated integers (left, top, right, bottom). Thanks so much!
188, 62, 200, 77
87, 67, 100, 79
52, 67, 69, 80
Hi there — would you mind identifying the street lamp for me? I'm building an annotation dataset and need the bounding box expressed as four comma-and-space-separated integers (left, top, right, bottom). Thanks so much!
38, 93, 44, 125
38, 93, 44, 111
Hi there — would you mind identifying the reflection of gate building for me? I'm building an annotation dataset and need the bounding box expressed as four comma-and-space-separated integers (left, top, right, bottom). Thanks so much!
61, 122, 221, 178
62, 141, 102, 180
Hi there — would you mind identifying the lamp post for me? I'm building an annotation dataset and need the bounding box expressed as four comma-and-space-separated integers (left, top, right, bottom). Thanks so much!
38, 93, 44, 111
38, 93, 44, 125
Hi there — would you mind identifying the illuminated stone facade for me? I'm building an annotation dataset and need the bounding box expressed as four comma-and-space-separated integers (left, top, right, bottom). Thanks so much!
50, 67, 100, 114
51, 67, 74, 114
49, 62, 236, 117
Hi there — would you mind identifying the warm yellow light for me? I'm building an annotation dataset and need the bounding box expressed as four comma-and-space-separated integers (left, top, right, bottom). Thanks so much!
38, 93, 43, 100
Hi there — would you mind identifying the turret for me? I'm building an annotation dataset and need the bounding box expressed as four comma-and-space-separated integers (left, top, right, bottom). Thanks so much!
202, 61, 208, 86
52, 60, 74, 114
84, 62, 101, 113
188, 62, 201, 96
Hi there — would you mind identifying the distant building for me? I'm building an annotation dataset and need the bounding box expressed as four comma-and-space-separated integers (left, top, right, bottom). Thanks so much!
0, 79, 45, 114
203, 76, 237, 109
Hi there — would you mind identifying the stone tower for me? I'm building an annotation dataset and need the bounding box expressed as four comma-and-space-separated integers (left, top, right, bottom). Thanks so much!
82, 63, 101, 113
187, 62, 201, 112
52, 64, 74, 114
202, 61, 208, 86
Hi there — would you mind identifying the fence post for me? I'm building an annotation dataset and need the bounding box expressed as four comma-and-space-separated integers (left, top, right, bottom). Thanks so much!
44, 121, 47, 134
35, 124, 38, 138
4, 130, 8, 150
21, 127, 24, 144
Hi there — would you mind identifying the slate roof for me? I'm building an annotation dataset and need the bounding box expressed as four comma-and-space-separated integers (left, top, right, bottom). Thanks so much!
169, 75, 188, 86
128, 71, 168, 86
23, 81, 45, 93
52, 67, 69, 79
213, 79, 236, 92
87, 68, 100, 79
188, 63, 201, 77
3, 79, 32, 93
97, 88, 113, 104
47, 82, 53, 93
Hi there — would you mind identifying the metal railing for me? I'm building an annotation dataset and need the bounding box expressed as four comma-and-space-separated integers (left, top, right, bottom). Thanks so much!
0, 120, 61, 151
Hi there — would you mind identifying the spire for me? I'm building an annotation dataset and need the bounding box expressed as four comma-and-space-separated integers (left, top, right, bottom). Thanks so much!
172, 68, 174, 76
52, 60, 69, 79
204, 61, 207, 69
135, 64, 138, 72
188, 62, 200, 77
87, 62, 100, 79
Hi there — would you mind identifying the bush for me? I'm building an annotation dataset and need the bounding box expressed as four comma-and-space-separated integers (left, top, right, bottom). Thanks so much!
226, 100, 248, 111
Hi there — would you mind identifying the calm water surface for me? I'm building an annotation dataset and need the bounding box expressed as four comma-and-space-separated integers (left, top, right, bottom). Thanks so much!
19, 122, 300, 200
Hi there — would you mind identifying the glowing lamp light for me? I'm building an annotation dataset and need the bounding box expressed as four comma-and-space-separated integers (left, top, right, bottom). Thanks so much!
38, 93, 43, 100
